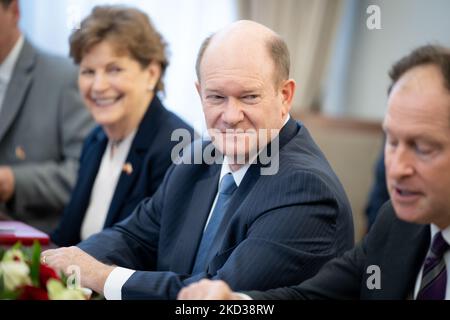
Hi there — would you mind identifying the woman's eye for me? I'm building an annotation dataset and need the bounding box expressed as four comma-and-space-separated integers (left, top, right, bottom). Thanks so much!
108, 66, 123, 74
80, 69, 94, 76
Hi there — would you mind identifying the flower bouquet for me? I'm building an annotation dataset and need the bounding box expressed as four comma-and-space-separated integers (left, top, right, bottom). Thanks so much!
0, 241, 88, 300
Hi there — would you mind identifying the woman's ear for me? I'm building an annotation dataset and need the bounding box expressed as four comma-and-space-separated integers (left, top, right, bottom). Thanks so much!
146, 61, 162, 91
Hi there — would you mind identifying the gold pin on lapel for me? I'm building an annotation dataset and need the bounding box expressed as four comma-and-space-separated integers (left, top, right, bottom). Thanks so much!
15, 146, 26, 161
122, 162, 133, 175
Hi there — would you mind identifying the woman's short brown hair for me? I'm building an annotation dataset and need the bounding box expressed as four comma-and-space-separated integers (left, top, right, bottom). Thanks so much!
70, 5, 168, 92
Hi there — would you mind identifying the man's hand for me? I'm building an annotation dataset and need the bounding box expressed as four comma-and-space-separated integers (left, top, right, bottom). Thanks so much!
0, 166, 15, 203
41, 246, 114, 294
177, 279, 243, 300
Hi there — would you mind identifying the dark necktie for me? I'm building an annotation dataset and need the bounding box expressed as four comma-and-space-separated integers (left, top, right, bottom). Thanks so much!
191, 173, 237, 274
416, 231, 449, 300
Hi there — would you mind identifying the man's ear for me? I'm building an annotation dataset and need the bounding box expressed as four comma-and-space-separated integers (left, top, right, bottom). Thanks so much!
280, 79, 296, 116
195, 81, 202, 99
11, 0, 20, 22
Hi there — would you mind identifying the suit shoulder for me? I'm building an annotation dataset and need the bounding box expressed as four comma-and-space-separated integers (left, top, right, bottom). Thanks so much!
365, 201, 399, 243
79, 126, 104, 156
161, 109, 195, 135
34, 49, 78, 84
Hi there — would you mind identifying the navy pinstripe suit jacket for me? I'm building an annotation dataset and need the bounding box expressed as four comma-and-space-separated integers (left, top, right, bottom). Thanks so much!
78, 118, 354, 299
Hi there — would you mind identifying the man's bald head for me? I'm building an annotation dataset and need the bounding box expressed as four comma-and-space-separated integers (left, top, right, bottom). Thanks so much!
196, 20, 290, 87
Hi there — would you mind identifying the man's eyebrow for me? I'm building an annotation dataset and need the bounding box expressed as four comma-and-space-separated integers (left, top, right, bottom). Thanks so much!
384, 128, 441, 143
204, 89, 222, 93
240, 90, 260, 95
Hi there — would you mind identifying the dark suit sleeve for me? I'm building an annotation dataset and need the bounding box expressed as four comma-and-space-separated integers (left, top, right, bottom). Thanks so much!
81, 170, 353, 299
244, 201, 397, 300
77, 165, 172, 271
245, 242, 365, 300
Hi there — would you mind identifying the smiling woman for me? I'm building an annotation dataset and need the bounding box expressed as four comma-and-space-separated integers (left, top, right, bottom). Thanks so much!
19, 0, 238, 133
77, 41, 160, 141
50, 5, 194, 247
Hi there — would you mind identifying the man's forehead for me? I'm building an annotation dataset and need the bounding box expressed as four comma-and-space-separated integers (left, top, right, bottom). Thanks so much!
390, 64, 446, 97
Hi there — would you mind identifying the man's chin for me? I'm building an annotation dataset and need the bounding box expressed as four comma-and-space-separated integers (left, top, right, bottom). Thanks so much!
392, 202, 427, 225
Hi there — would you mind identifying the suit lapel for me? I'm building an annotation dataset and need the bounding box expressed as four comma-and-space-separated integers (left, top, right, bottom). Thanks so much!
207, 118, 300, 265
172, 163, 221, 274
206, 165, 260, 263
68, 131, 108, 236
103, 146, 144, 227
0, 40, 34, 141
369, 221, 429, 299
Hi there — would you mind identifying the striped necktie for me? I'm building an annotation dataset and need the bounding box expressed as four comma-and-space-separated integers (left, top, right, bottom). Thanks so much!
416, 231, 449, 300
191, 173, 237, 274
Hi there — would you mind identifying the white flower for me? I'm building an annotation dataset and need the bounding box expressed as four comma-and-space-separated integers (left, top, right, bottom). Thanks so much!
0, 261, 31, 291
2, 249, 26, 263
47, 279, 86, 300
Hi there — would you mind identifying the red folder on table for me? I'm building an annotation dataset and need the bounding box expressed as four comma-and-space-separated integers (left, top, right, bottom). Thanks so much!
0, 221, 49, 245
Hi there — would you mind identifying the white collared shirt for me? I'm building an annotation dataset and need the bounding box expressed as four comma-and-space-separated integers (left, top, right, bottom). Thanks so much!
413, 224, 450, 299
103, 115, 291, 300
80, 130, 136, 241
0, 35, 24, 114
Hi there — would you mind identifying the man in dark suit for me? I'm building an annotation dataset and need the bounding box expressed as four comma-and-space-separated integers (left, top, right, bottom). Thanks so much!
0, 0, 93, 231
178, 45, 450, 300
41, 20, 354, 300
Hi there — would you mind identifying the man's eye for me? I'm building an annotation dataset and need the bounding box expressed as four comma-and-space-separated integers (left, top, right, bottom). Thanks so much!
415, 144, 433, 155
207, 95, 224, 101
241, 95, 260, 104
242, 95, 258, 100
386, 138, 398, 148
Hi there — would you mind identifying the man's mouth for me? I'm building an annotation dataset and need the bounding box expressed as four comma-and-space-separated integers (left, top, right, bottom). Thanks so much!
392, 186, 423, 202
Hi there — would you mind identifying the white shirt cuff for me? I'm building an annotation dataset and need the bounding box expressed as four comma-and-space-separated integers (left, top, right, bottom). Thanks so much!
235, 292, 253, 300
103, 267, 135, 300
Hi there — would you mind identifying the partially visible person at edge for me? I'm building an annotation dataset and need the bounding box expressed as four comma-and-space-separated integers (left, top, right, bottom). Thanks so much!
0, 0, 94, 232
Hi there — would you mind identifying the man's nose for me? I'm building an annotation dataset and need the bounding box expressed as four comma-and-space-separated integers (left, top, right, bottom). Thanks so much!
386, 146, 415, 180
222, 98, 244, 126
